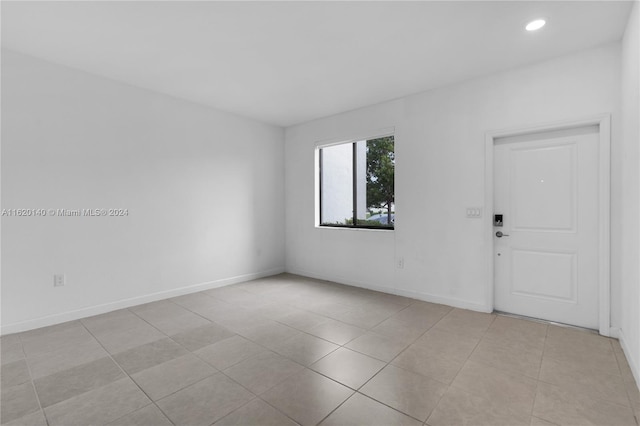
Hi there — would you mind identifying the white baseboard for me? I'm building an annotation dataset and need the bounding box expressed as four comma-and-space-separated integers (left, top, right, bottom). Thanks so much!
618, 328, 640, 391
393, 287, 493, 313
286, 269, 395, 298
287, 268, 492, 313
609, 327, 621, 339
1, 267, 285, 336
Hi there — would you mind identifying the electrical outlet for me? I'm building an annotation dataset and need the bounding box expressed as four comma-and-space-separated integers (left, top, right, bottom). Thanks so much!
54, 274, 65, 287
396, 257, 404, 269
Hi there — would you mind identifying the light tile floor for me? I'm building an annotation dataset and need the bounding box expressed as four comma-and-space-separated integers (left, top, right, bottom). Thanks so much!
1, 273, 639, 426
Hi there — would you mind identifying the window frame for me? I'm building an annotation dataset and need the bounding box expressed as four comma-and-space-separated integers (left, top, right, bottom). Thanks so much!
317, 132, 395, 230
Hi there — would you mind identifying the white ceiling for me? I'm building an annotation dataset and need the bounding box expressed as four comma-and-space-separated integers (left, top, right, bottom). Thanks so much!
1, 1, 633, 127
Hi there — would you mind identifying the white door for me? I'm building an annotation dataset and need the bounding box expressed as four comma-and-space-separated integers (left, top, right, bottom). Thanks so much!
493, 125, 600, 329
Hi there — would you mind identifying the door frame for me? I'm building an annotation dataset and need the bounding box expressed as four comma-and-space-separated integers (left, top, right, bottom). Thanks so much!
484, 114, 611, 336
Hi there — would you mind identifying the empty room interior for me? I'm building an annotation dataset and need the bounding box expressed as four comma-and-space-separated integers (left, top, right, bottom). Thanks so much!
1, 1, 640, 425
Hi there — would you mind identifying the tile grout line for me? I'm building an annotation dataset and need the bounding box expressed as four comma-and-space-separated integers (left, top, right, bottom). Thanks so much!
537, 322, 550, 381
128, 302, 307, 425
171, 283, 413, 373
312, 389, 358, 426
171, 290, 357, 349
363, 308, 473, 423
612, 339, 640, 413
465, 314, 552, 423
175, 278, 423, 348
426, 312, 558, 423
14, 284, 517, 425
535, 328, 633, 410
424, 311, 498, 424
529, 323, 551, 423
123, 306, 243, 402
142, 316, 310, 422
15, 333, 50, 426
461, 316, 547, 421
14, 276, 618, 426
274, 312, 429, 423
77, 317, 178, 426
238, 396, 302, 426
175, 283, 435, 424
306, 355, 427, 424
315, 308, 459, 425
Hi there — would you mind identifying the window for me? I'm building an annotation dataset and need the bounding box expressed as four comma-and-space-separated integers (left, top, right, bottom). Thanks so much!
319, 135, 395, 229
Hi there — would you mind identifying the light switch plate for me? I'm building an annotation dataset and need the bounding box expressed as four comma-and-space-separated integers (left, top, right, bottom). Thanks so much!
466, 207, 482, 218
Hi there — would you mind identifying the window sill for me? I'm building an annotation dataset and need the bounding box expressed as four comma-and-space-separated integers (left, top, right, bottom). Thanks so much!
316, 225, 394, 231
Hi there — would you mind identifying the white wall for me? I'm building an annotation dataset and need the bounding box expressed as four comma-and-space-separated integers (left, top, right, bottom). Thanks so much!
285, 44, 621, 318
1, 50, 285, 334
619, 2, 640, 386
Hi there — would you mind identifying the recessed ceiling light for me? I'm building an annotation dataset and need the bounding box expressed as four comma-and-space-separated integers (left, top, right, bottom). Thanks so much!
526, 19, 546, 31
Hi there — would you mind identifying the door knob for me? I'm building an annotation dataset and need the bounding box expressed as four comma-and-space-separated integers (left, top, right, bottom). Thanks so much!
495, 231, 510, 238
